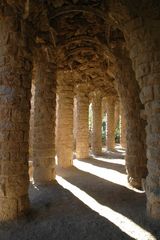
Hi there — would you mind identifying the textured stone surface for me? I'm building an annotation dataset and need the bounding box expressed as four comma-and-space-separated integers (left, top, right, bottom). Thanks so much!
91, 91, 102, 155
0, 0, 160, 221
114, 101, 120, 134
56, 78, 74, 168
76, 84, 89, 159
111, 56, 147, 189
105, 96, 115, 151
32, 56, 56, 185
123, 17, 160, 219
120, 104, 126, 148
0, 8, 32, 220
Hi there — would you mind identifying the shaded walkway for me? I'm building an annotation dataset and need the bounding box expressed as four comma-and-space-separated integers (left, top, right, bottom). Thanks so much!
0, 150, 159, 240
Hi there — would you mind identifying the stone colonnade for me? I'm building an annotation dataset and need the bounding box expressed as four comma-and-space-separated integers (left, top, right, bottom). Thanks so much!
0, 1, 160, 223
0, 12, 127, 220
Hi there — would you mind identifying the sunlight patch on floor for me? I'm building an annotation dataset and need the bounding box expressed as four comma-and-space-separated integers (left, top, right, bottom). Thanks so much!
73, 159, 144, 193
73, 159, 127, 186
115, 145, 126, 153
92, 156, 125, 165
56, 175, 155, 240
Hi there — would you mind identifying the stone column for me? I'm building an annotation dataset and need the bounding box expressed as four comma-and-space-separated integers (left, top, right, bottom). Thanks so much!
114, 102, 120, 132
106, 97, 115, 151
91, 91, 102, 155
73, 97, 77, 150
113, 57, 147, 189
0, 12, 32, 220
120, 104, 127, 148
76, 84, 89, 159
124, 17, 160, 219
33, 60, 56, 185
56, 81, 74, 168
29, 84, 35, 180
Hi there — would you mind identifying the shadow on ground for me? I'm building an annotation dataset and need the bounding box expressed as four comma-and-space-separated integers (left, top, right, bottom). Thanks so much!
0, 149, 159, 240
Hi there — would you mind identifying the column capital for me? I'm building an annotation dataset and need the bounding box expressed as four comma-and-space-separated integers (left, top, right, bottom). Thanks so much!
75, 83, 90, 95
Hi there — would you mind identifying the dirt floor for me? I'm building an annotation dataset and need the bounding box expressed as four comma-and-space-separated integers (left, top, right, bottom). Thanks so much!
0, 146, 160, 240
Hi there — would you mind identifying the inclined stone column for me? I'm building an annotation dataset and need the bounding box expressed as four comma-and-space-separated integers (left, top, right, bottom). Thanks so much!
76, 84, 89, 159
56, 81, 74, 168
33, 59, 56, 185
91, 91, 102, 155
113, 57, 147, 190
124, 17, 160, 219
106, 97, 115, 151
0, 10, 32, 220
120, 104, 127, 148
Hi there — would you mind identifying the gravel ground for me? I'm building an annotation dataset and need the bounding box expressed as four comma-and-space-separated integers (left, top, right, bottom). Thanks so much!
0, 149, 160, 240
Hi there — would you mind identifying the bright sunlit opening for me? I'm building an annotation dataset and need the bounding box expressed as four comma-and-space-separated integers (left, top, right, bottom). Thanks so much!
56, 175, 155, 240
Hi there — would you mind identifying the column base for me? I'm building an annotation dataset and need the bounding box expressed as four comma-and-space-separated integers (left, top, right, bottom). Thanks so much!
76, 153, 89, 159
107, 147, 115, 152
0, 196, 29, 222
58, 162, 73, 168
33, 167, 55, 186
127, 176, 142, 189
92, 150, 102, 156
147, 201, 160, 220
57, 150, 73, 168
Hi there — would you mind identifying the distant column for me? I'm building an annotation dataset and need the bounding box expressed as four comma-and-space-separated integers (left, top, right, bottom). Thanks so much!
120, 105, 127, 148
106, 96, 115, 151
91, 91, 102, 155
76, 84, 89, 159
114, 102, 120, 132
